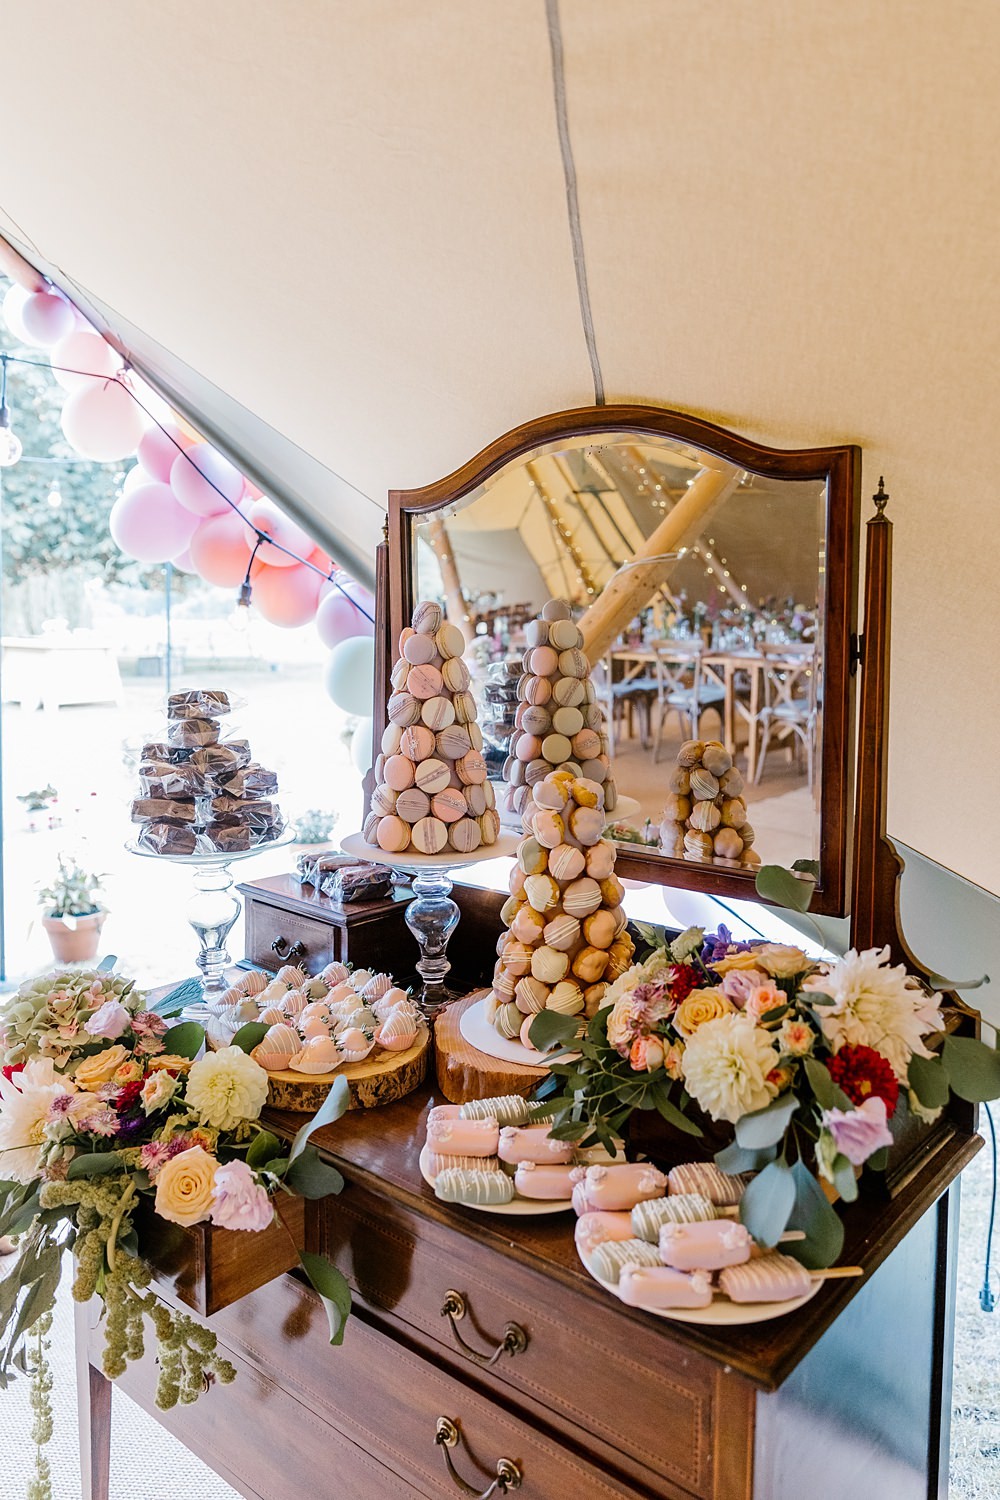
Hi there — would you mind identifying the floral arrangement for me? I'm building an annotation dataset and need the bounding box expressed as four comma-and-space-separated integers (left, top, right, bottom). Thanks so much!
532, 924, 999, 1263
0, 967, 350, 1499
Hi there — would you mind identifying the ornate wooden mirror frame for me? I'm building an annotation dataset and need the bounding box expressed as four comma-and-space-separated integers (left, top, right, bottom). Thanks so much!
374, 405, 861, 917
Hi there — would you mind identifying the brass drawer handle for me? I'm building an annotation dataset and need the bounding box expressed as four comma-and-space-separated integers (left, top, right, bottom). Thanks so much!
435, 1417, 521, 1496
440, 1289, 527, 1366
270, 936, 306, 960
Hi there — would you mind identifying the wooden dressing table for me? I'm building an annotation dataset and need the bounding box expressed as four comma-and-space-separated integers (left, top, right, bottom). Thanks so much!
76, 413, 982, 1499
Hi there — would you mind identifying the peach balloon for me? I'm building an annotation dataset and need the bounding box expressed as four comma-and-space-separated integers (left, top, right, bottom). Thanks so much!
50, 331, 122, 392
171, 442, 243, 517
248, 498, 313, 568
109, 483, 199, 563
189, 510, 255, 587
20, 291, 74, 347
61, 378, 145, 461
251, 562, 323, 627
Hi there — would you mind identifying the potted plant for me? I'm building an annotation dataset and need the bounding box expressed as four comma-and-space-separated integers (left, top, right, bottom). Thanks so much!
38, 854, 107, 963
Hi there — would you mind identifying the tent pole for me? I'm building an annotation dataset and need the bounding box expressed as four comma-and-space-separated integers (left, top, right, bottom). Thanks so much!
426, 517, 472, 642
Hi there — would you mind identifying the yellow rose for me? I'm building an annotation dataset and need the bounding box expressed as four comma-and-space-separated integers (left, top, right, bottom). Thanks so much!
112, 1061, 144, 1085
711, 951, 766, 976
146, 1054, 194, 1074
673, 986, 734, 1038
153, 1145, 218, 1227
73, 1044, 131, 1091
755, 943, 810, 979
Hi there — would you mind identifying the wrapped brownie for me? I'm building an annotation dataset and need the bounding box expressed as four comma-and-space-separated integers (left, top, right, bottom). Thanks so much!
130, 797, 198, 824
141, 741, 194, 764
320, 861, 393, 904
217, 763, 279, 798
136, 819, 199, 856
294, 851, 355, 887
138, 761, 209, 799
167, 688, 231, 719
189, 740, 253, 776
167, 716, 222, 749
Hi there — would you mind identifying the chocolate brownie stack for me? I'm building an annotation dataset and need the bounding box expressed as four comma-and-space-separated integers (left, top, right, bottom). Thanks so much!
131, 689, 283, 855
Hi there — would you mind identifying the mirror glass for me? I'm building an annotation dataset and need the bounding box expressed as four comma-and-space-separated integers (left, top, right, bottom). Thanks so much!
411, 431, 826, 878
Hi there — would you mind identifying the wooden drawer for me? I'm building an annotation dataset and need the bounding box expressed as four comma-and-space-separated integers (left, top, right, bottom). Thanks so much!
92, 1273, 642, 1499
241, 888, 413, 975
320, 1184, 727, 1497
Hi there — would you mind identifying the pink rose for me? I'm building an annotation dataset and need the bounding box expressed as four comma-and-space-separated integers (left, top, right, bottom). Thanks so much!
210, 1160, 274, 1233
821, 1097, 894, 1166
83, 1000, 130, 1040
743, 980, 784, 1025
628, 1035, 665, 1073
720, 968, 769, 1007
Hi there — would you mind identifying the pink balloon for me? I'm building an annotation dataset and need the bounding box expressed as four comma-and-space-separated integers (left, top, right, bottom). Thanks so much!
170, 546, 199, 573
61, 378, 145, 461
250, 562, 323, 627
171, 442, 243, 517
20, 291, 75, 347
247, 498, 313, 568
315, 585, 375, 648
122, 463, 157, 495
109, 482, 199, 563
189, 510, 255, 587
50, 331, 122, 391
137, 421, 188, 482
244, 480, 264, 500
309, 544, 333, 574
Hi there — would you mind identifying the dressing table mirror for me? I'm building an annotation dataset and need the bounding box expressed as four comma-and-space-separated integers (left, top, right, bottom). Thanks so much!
377, 406, 861, 917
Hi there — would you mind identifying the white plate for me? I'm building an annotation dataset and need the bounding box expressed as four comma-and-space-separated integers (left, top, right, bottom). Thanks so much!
606, 795, 642, 822
419, 1145, 573, 1216
579, 1248, 822, 1325
341, 831, 518, 873
459, 995, 580, 1068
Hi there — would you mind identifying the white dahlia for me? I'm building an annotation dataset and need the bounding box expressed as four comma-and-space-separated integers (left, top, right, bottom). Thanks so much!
803, 947, 942, 1082
680, 1014, 781, 1124
185, 1046, 269, 1131
0, 1058, 75, 1183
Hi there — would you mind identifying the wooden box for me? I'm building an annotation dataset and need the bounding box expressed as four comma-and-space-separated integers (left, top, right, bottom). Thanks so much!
237, 873, 413, 976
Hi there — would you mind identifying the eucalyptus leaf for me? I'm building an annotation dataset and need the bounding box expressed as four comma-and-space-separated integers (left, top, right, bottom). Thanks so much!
735, 1094, 799, 1150
926, 972, 990, 992
298, 1251, 352, 1346
231, 1022, 270, 1055
865, 1146, 889, 1174
67, 1151, 125, 1181
791, 859, 821, 879
284, 1146, 345, 1200
2, 1194, 41, 1238
289, 1075, 350, 1165
715, 1140, 778, 1175
907, 1053, 951, 1109
529, 1010, 582, 1053
759, 1004, 791, 1025
650, 1087, 703, 1137
784, 1159, 845, 1269
739, 1159, 796, 1247
161, 1021, 206, 1061
803, 1058, 853, 1112
247, 1130, 283, 1170
940, 1036, 1000, 1103
831, 1154, 859, 1203
754, 864, 816, 913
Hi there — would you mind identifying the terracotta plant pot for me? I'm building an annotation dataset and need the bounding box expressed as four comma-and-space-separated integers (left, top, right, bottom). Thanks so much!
42, 911, 106, 965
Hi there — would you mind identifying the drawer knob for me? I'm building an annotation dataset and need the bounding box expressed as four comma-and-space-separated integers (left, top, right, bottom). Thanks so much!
270, 936, 306, 960
435, 1416, 521, 1496
441, 1289, 528, 1366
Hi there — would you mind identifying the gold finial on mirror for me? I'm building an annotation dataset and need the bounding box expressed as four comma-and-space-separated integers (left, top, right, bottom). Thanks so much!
873, 476, 889, 517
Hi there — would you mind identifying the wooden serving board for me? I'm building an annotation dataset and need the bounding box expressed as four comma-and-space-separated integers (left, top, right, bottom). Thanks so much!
265, 1028, 431, 1113
434, 990, 548, 1104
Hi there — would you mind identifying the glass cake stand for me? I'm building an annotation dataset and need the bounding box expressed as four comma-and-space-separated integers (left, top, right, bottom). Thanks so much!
340, 831, 518, 1013
127, 829, 293, 996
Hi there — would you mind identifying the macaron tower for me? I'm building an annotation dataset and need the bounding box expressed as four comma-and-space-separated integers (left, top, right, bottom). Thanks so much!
487, 766, 634, 1049
501, 597, 619, 825
365, 601, 500, 857
658, 739, 760, 870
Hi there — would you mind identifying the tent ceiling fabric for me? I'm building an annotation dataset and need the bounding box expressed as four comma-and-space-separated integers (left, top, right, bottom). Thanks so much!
0, 0, 998, 895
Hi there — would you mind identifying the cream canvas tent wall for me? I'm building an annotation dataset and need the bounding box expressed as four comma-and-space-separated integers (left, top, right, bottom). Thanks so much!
0, 0, 997, 896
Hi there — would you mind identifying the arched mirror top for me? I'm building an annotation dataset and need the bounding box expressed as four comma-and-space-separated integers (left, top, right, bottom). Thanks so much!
384, 405, 861, 916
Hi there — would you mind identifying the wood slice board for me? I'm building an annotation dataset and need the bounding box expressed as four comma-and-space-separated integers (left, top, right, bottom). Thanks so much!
265, 1028, 431, 1113
434, 991, 548, 1104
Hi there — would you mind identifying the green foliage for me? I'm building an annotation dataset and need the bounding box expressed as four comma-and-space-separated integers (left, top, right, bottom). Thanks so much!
284, 1145, 345, 1199
37, 854, 104, 917
298, 1252, 352, 1346
907, 1053, 951, 1110
754, 863, 816, 912
784, 1160, 845, 1269
734, 1094, 800, 1150
289, 1076, 350, 1164
231, 1022, 270, 1055
160, 1022, 206, 1061
940, 1035, 1000, 1103
739, 1159, 796, 1247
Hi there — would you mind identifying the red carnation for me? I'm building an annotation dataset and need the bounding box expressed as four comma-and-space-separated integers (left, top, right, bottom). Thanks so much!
1, 1063, 25, 1082
826, 1045, 899, 1118
114, 1079, 145, 1111
667, 965, 700, 1004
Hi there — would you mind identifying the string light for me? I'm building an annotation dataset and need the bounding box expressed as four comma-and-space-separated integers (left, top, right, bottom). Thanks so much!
0, 355, 22, 467
0, 347, 376, 624
529, 477, 599, 598
46, 482, 61, 508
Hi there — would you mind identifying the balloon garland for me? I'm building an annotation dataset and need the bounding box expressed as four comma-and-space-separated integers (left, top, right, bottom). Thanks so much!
1, 281, 377, 716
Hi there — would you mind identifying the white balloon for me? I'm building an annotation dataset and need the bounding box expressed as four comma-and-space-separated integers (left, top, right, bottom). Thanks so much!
350, 718, 373, 776
324, 637, 375, 717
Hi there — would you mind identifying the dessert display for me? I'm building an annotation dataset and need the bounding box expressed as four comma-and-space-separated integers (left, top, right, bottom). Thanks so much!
364, 601, 499, 856
293, 850, 394, 902
481, 657, 523, 782
500, 597, 618, 824
132, 688, 284, 856
574, 1156, 857, 1318
418, 1094, 599, 1211
658, 738, 759, 870
485, 766, 635, 1049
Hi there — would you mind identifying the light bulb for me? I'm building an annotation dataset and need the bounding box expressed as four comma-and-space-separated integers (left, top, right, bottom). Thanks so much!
47, 485, 62, 508
0, 406, 21, 467
229, 579, 253, 633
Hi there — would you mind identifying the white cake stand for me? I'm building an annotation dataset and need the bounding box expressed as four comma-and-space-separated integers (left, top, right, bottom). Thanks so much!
341, 832, 518, 1012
